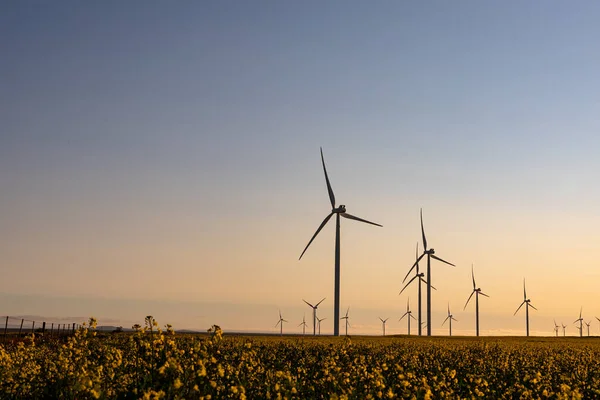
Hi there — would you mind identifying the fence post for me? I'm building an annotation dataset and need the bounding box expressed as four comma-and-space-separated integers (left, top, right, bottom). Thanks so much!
42, 322, 46, 334
3, 316, 8, 342
51, 323, 54, 336
72, 323, 76, 333
19, 319, 24, 337
31, 321, 35, 334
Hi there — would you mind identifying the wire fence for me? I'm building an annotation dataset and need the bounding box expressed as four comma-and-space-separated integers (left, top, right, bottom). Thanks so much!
1, 316, 82, 343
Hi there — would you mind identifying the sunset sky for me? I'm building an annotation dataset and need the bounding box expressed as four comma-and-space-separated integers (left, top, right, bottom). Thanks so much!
2, 1, 600, 335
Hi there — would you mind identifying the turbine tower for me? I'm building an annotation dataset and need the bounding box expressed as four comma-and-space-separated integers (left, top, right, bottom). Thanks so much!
303, 298, 325, 336
317, 317, 326, 335
585, 321, 591, 337
340, 307, 350, 336
379, 317, 389, 336
464, 264, 489, 337
411, 209, 455, 336
574, 308, 584, 338
400, 243, 434, 336
275, 310, 287, 336
399, 298, 417, 335
442, 303, 458, 336
298, 315, 308, 336
299, 148, 382, 336
514, 279, 537, 336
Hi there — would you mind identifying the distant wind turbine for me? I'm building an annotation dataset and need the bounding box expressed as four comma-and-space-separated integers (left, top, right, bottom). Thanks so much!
399, 298, 417, 335
298, 315, 308, 336
464, 264, 489, 337
553, 320, 559, 337
400, 243, 435, 336
303, 298, 325, 336
410, 209, 455, 336
585, 321, 591, 337
299, 148, 382, 336
596, 316, 600, 332
317, 317, 326, 335
379, 317, 389, 336
574, 308, 584, 338
514, 279, 537, 336
562, 323, 567, 337
340, 307, 350, 336
442, 303, 458, 337
275, 310, 287, 336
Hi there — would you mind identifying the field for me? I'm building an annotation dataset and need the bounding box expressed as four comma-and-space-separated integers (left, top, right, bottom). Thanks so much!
1, 319, 600, 399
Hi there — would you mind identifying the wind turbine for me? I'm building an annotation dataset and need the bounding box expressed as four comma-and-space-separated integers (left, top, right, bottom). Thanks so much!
400, 243, 434, 336
553, 320, 559, 337
574, 308, 583, 338
562, 323, 567, 337
303, 298, 325, 336
299, 148, 382, 336
596, 316, 600, 332
464, 264, 489, 337
379, 317, 389, 336
340, 307, 350, 336
399, 298, 417, 335
409, 209, 455, 336
275, 310, 287, 336
442, 303, 458, 336
585, 321, 591, 337
514, 279, 537, 336
317, 317, 326, 335
298, 315, 307, 336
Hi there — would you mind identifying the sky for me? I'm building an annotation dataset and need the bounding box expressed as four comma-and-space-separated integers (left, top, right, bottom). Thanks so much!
2, 1, 600, 336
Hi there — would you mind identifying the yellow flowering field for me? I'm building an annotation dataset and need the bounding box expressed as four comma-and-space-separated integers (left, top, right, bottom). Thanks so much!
1, 319, 600, 399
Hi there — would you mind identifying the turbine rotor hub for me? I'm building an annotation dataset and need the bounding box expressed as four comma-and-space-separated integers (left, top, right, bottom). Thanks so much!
333, 205, 346, 213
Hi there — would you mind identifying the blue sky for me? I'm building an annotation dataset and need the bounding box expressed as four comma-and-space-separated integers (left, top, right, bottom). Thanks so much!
2, 1, 600, 335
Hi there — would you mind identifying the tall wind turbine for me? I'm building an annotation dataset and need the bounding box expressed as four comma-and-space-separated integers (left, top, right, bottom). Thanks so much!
400, 243, 433, 336
514, 279, 537, 336
299, 148, 382, 336
442, 303, 458, 336
379, 317, 389, 336
562, 323, 567, 337
299, 315, 307, 336
553, 320, 559, 337
303, 298, 325, 336
340, 307, 350, 336
399, 298, 417, 335
410, 209, 455, 336
574, 308, 583, 338
275, 310, 287, 336
585, 321, 591, 337
317, 317, 326, 335
464, 264, 489, 337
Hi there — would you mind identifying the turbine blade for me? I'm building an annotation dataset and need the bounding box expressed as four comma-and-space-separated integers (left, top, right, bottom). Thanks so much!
303, 299, 315, 308
420, 208, 427, 250
452, 317, 458, 322
320, 147, 336, 209
299, 213, 334, 260
479, 291, 490, 298
340, 212, 382, 227
379, 317, 384, 323
514, 301, 525, 315
442, 316, 449, 326
399, 274, 419, 295
471, 264, 476, 289
523, 279, 527, 300
275, 321, 281, 328
316, 298, 326, 307
529, 303, 537, 311
345, 307, 349, 317
410, 314, 417, 321
403, 253, 426, 282
399, 312, 408, 321
464, 291, 475, 310
430, 254, 455, 266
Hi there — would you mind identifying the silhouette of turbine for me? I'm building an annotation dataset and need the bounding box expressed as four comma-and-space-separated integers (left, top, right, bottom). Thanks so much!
562, 323, 567, 337
340, 307, 350, 336
464, 264, 489, 337
303, 298, 325, 336
299, 148, 382, 336
275, 310, 287, 336
379, 317, 389, 336
574, 308, 584, 338
409, 209, 454, 336
298, 315, 308, 336
514, 279, 537, 336
400, 243, 435, 336
442, 303, 458, 337
553, 320, 559, 337
316, 317, 326, 335
399, 298, 417, 335
585, 321, 591, 337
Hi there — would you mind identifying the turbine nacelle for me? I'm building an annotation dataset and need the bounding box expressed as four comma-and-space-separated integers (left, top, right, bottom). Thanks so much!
425, 248, 435, 255
332, 205, 347, 213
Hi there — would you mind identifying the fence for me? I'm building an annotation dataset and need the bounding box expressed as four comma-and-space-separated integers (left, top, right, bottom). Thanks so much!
1, 316, 82, 342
